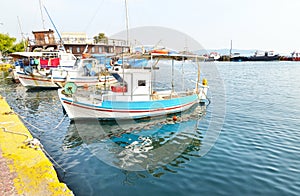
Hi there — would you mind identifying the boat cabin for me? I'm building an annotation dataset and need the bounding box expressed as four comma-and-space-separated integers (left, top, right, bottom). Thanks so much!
109, 68, 152, 101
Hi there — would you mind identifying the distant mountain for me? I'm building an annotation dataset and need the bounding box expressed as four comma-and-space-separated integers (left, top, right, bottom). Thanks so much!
196, 49, 256, 56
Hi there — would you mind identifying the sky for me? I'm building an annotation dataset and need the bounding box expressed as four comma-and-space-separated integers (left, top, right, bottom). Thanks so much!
1, 0, 300, 53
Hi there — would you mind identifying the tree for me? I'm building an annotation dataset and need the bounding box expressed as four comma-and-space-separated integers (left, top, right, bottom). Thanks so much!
0, 33, 25, 56
11, 41, 26, 52
93, 33, 108, 44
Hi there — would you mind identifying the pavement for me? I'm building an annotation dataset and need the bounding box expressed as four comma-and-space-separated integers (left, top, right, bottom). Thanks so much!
0, 95, 73, 196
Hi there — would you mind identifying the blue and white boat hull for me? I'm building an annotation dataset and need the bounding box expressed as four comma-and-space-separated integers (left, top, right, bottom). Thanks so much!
59, 89, 200, 120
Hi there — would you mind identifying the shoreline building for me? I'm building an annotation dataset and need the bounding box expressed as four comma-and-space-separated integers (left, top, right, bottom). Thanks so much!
28, 29, 128, 57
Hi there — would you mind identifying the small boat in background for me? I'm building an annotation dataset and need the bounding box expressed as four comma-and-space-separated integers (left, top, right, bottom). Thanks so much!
204, 52, 221, 62
16, 56, 118, 89
291, 51, 300, 61
10, 50, 77, 83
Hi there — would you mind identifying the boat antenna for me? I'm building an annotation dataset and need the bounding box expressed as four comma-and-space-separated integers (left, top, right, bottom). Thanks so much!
39, 0, 46, 29
43, 5, 65, 51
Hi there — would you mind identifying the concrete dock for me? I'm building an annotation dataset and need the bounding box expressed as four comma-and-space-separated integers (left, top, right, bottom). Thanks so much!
0, 95, 73, 196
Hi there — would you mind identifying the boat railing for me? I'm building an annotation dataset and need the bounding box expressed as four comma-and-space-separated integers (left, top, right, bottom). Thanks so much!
100, 89, 195, 102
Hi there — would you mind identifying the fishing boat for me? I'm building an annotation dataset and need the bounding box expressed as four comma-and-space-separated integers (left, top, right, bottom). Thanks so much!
10, 50, 77, 83
58, 52, 209, 120
16, 56, 118, 89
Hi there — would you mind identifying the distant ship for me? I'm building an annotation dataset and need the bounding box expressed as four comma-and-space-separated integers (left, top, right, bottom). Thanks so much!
230, 53, 249, 62
248, 51, 279, 61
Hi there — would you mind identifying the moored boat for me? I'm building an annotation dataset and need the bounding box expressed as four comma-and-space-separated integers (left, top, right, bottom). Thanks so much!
58, 52, 209, 120
16, 57, 118, 89
10, 50, 77, 83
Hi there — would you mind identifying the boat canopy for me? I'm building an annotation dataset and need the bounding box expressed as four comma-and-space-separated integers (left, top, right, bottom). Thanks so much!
130, 53, 203, 61
9, 52, 43, 58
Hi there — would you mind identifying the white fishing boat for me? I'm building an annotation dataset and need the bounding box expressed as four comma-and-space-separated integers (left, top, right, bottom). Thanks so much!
16, 57, 118, 89
10, 50, 77, 83
58, 52, 209, 120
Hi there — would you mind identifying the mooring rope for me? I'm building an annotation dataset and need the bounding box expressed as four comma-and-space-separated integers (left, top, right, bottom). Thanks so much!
0, 124, 30, 141
53, 114, 67, 129
10, 110, 67, 131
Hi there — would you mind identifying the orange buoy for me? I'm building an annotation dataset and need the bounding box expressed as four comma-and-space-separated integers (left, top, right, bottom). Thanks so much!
83, 84, 89, 89
172, 115, 178, 121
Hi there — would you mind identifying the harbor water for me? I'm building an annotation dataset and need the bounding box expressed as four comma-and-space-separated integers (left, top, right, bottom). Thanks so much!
1, 61, 300, 195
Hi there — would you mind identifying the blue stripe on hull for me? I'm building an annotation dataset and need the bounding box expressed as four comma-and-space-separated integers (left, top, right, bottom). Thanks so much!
62, 94, 198, 112
102, 95, 198, 110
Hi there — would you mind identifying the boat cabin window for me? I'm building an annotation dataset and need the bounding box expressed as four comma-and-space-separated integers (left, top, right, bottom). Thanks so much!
138, 80, 146, 86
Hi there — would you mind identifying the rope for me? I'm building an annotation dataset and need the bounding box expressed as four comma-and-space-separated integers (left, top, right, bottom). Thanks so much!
201, 90, 211, 106
40, 146, 67, 175
0, 126, 30, 141
0, 122, 69, 177
0, 124, 41, 150
15, 113, 46, 133
9, 110, 67, 131
0, 116, 82, 178
53, 114, 67, 129
1, 124, 69, 178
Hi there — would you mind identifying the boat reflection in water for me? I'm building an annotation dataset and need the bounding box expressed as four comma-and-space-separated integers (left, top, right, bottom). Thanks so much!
63, 104, 208, 173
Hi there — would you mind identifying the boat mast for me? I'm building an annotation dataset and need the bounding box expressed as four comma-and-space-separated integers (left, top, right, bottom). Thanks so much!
43, 5, 65, 51
39, 0, 46, 29
125, 0, 129, 47
17, 16, 26, 51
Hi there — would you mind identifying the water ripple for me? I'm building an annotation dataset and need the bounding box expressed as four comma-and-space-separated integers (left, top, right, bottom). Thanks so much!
1, 62, 300, 195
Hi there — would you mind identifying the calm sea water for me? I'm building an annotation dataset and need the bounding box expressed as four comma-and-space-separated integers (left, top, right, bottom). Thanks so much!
1, 61, 300, 196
